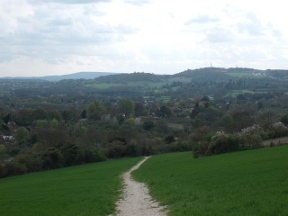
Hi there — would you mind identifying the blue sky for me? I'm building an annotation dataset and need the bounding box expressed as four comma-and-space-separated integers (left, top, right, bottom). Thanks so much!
1, 0, 288, 77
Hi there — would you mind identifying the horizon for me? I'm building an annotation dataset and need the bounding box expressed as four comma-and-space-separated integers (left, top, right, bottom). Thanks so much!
1, 66, 288, 79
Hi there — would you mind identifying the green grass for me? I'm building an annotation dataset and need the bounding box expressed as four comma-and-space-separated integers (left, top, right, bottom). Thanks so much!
0, 157, 142, 216
87, 81, 165, 89
226, 72, 252, 77
133, 146, 288, 216
227, 89, 269, 97
86, 83, 122, 89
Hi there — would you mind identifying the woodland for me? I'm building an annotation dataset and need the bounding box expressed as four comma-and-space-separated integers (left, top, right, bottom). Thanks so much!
1, 67, 288, 178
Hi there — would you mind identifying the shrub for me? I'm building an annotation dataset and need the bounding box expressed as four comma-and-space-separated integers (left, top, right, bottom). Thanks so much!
240, 133, 263, 149
3, 160, 27, 177
207, 134, 241, 155
16, 154, 43, 172
164, 134, 175, 144
143, 121, 155, 130
193, 140, 210, 158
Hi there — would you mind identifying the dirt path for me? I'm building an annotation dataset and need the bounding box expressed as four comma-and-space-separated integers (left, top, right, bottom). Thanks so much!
113, 156, 167, 216
263, 136, 288, 146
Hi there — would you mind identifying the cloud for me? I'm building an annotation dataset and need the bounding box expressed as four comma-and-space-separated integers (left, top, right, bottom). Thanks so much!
124, 0, 150, 6
1, 0, 288, 77
47, 17, 74, 26
186, 15, 219, 25
0, 0, 140, 66
205, 28, 233, 43
236, 13, 263, 36
28, 0, 111, 4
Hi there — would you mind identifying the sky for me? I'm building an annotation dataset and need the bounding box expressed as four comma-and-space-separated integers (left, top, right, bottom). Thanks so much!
1, 0, 288, 77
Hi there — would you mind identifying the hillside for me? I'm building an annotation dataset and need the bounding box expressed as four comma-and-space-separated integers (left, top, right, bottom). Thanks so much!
2, 68, 288, 83
2, 66, 288, 181
133, 146, 288, 216
94, 72, 166, 83
1, 72, 116, 82
92, 67, 288, 84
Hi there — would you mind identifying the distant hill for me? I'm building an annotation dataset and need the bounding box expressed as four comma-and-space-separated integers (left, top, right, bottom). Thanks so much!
2, 68, 288, 83
94, 72, 165, 83
92, 68, 288, 84
173, 67, 230, 82
1, 72, 116, 82
174, 67, 288, 81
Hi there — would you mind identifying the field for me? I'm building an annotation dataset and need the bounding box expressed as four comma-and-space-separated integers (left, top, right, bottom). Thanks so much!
86, 81, 165, 89
133, 145, 288, 216
0, 157, 142, 216
226, 72, 252, 78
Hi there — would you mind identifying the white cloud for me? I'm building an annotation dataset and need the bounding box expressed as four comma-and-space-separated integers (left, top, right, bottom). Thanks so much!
1, 0, 288, 77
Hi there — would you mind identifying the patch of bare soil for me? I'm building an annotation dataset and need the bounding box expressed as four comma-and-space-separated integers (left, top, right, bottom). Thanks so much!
113, 156, 167, 216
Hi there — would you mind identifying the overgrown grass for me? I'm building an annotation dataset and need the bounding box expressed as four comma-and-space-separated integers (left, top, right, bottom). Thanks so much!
0, 157, 142, 216
133, 146, 288, 216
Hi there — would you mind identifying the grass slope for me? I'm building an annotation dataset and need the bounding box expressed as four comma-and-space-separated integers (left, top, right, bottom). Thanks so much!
0, 157, 142, 216
133, 146, 288, 216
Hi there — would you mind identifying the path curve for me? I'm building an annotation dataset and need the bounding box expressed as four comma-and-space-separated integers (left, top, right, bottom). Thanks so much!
114, 156, 167, 216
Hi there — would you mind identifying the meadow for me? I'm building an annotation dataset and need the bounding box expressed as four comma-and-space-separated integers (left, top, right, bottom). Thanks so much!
0, 157, 142, 216
133, 145, 288, 216
86, 81, 165, 89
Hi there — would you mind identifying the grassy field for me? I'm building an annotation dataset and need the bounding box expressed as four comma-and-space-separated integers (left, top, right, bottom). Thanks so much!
133, 146, 288, 216
87, 81, 165, 89
226, 72, 252, 78
0, 157, 142, 216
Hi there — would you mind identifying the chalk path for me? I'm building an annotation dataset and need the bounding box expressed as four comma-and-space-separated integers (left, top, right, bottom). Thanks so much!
113, 156, 167, 216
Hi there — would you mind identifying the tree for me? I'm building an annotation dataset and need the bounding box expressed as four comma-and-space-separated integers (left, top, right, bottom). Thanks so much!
0, 144, 6, 160
12, 109, 34, 126
33, 107, 48, 120
42, 148, 63, 169
0, 107, 5, 127
226, 110, 253, 132
257, 102, 264, 110
15, 127, 30, 143
281, 113, 288, 126
87, 102, 104, 120
119, 99, 134, 116
257, 110, 275, 129
50, 118, 59, 129
134, 102, 146, 117
158, 106, 173, 118
47, 109, 62, 121
143, 121, 155, 130
62, 106, 80, 122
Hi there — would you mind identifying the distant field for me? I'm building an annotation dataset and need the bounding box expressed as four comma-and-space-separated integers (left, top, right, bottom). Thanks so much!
226, 72, 251, 77
133, 146, 288, 216
87, 81, 165, 89
0, 157, 142, 216
228, 89, 269, 96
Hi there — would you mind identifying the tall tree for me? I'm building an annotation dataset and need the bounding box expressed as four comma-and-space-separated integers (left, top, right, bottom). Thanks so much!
119, 99, 134, 116
87, 102, 104, 120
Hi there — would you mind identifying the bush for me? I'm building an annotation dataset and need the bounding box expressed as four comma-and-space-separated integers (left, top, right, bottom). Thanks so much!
143, 121, 155, 130
42, 148, 64, 169
241, 133, 263, 149
208, 134, 241, 155
193, 140, 210, 158
164, 134, 175, 144
61, 144, 82, 166
16, 154, 43, 172
3, 160, 27, 177
153, 141, 192, 154
125, 140, 140, 157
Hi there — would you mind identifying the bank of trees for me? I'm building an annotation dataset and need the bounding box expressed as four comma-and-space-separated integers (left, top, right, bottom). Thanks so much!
2, 70, 288, 178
